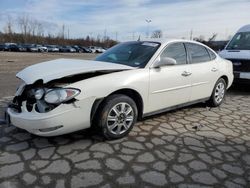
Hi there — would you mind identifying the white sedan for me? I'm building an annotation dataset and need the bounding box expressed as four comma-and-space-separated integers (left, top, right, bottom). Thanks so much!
7, 39, 233, 139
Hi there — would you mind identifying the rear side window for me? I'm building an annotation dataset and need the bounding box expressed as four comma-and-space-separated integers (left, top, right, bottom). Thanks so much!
206, 48, 217, 60
160, 43, 187, 65
186, 43, 211, 63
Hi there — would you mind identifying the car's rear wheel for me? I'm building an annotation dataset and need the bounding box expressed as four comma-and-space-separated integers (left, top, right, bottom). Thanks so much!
96, 94, 138, 139
207, 78, 226, 107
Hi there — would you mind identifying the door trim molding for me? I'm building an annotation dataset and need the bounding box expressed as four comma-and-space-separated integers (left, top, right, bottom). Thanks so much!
192, 81, 209, 87
152, 84, 191, 94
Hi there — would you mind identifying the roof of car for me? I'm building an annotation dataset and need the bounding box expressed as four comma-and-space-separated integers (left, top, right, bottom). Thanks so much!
134, 38, 203, 46
137, 38, 218, 55
237, 24, 250, 33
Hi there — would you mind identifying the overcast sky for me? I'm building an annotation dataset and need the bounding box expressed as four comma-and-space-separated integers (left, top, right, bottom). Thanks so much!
0, 0, 250, 41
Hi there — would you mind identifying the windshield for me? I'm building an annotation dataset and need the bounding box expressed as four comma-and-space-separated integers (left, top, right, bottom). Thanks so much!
95, 41, 160, 68
226, 32, 250, 50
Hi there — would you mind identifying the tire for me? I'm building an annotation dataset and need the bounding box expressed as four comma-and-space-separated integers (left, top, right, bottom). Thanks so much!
207, 78, 226, 107
96, 94, 138, 139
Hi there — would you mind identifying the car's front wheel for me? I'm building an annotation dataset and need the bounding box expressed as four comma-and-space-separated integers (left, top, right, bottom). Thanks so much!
97, 94, 138, 139
207, 78, 226, 107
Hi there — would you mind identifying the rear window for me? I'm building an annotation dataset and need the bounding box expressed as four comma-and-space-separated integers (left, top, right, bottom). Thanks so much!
186, 43, 211, 63
206, 48, 217, 60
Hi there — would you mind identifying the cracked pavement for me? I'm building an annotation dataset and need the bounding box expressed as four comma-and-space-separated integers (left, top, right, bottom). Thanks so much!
0, 88, 250, 188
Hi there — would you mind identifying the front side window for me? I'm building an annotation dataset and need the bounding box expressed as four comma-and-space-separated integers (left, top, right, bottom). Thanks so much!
226, 32, 250, 50
186, 43, 211, 63
95, 42, 160, 68
160, 43, 187, 65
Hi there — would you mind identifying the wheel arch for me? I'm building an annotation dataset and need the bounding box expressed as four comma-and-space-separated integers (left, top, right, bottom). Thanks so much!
209, 75, 229, 97
91, 88, 144, 123
220, 75, 229, 87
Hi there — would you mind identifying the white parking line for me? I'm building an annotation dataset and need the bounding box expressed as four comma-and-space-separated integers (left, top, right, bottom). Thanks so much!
2, 96, 14, 100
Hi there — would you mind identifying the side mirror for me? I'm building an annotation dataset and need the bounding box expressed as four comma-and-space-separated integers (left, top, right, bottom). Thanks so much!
153, 57, 177, 68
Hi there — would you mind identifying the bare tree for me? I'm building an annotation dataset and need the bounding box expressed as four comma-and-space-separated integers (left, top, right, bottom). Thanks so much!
208, 33, 217, 42
151, 30, 163, 38
29, 19, 39, 36
4, 15, 14, 34
62, 24, 65, 38
18, 14, 31, 36
37, 22, 44, 36
194, 35, 205, 42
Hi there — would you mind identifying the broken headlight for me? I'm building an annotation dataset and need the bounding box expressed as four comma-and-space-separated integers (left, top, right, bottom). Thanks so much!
44, 88, 81, 104
34, 89, 45, 100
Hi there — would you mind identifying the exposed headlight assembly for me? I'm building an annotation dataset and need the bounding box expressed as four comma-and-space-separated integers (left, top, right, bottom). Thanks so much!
44, 88, 81, 104
35, 89, 45, 100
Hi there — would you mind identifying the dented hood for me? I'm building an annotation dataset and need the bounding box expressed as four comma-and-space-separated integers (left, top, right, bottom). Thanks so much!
16, 58, 134, 84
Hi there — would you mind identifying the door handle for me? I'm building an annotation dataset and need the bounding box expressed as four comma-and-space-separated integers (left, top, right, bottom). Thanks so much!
182, 71, 192, 77
211, 67, 218, 72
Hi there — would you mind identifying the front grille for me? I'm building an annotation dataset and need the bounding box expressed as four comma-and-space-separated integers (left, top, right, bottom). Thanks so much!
227, 59, 250, 72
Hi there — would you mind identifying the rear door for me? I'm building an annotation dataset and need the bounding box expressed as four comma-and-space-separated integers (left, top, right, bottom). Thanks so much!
185, 43, 220, 101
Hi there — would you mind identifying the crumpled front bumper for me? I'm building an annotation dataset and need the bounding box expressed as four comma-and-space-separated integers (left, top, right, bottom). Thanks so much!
7, 97, 95, 136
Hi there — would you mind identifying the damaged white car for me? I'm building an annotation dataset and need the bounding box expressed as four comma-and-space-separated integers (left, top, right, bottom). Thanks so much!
7, 39, 233, 139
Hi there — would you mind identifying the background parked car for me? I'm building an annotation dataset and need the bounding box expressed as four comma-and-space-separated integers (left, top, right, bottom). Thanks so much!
88, 46, 99, 53
46, 45, 59, 52
0, 42, 108, 53
0, 44, 8, 51
80, 46, 92, 53
5, 43, 20, 52
16, 44, 27, 52
59, 45, 76, 52
37, 45, 48, 52
219, 24, 250, 84
72, 45, 83, 53
23, 44, 39, 52
88, 46, 106, 53
96, 47, 106, 53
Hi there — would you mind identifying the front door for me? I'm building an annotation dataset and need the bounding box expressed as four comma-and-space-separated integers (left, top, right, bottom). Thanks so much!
147, 42, 192, 113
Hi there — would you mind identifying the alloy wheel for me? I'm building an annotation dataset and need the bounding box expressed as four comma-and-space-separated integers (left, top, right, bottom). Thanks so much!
107, 102, 134, 135
214, 82, 225, 104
